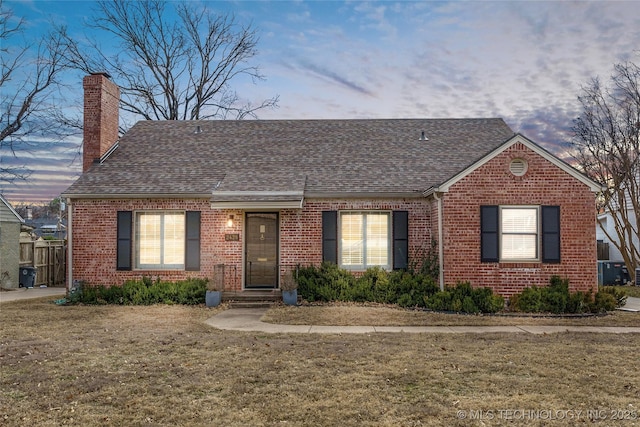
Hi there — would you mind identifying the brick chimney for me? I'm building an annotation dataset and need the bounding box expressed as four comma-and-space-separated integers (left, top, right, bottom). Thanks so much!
82, 73, 120, 172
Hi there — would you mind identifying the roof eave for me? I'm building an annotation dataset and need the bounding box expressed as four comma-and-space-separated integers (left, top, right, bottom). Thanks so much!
62, 192, 213, 200
304, 191, 425, 199
435, 133, 605, 194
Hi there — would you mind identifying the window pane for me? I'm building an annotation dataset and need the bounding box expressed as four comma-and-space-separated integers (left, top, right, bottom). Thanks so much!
136, 212, 185, 268
366, 214, 388, 265
341, 214, 363, 265
502, 208, 537, 233
138, 213, 161, 264
501, 235, 537, 259
163, 213, 185, 265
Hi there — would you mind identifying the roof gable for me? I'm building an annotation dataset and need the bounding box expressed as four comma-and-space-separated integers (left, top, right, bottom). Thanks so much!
427, 133, 604, 194
0, 194, 24, 223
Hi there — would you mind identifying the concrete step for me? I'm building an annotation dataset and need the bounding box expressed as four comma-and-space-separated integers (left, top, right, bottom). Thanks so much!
228, 301, 275, 309
223, 290, 282, 309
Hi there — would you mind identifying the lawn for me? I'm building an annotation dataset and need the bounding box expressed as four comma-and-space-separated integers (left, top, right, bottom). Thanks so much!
611, 285, 640, 299
1, 298, 639, 426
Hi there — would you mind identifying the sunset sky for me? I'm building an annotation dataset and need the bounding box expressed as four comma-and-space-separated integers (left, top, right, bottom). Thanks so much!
2, 0, 639, 203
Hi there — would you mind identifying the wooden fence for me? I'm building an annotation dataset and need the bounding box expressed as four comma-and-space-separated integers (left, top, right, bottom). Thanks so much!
19, 240, 66, 287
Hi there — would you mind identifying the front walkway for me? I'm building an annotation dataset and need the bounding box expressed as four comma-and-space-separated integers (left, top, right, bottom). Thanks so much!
205, 306, 640, 335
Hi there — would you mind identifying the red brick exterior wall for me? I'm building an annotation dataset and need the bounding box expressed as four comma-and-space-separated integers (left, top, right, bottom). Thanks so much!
438, 142, 598, 297
83, 74, 120, 173
69, 198, 431, 291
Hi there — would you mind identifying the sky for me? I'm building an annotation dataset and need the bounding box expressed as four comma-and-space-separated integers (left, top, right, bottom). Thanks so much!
1, 0, 639, 204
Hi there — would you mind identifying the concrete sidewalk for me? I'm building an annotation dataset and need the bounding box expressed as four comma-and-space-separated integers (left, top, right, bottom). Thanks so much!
204, 307, 640, 335
0, 287, 66, 303
3, 287, 638, 335
619, 296, 640, 312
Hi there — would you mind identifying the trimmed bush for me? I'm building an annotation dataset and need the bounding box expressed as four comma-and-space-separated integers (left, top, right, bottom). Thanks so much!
511, 276, 624, 314
600, 286, 627, 308
592, 291, 617, 313
75, 277, 207, 305
295, 264, 438, 307
424, 282, 504, 314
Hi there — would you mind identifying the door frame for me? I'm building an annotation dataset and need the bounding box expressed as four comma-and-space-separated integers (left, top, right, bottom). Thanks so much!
244, 212, 280, 289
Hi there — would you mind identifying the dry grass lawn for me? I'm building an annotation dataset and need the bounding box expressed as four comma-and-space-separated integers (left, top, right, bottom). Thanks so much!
1, 297, 639, 426
262, 303, 640, 327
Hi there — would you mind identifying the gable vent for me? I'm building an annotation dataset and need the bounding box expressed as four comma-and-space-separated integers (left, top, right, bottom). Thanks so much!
509, 158, 528, 176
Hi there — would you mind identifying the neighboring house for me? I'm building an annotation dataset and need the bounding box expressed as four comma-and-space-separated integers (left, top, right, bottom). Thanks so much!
24, 218, 67, 240
0, 194, 24, 289
597, 210, 639, 263
596, 169, 640, 262
596, 178, 639, 285
62, 73, 603, 297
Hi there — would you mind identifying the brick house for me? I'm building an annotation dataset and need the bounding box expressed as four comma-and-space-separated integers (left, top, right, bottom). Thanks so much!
62, 73, 603, 297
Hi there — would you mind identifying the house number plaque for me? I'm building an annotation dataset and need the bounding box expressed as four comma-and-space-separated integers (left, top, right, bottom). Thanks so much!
225, 234, 240, 241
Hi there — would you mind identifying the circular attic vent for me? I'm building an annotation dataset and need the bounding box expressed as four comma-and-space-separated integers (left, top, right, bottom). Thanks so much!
509, 158, 528, 176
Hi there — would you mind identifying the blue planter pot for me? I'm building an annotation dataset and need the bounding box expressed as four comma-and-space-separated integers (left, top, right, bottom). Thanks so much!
206, 290, 222, 307
282, 289, 298, 306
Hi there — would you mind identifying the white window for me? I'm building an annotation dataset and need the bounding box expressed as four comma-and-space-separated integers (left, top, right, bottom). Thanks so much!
339, 212, 391, 270
500, 207, 539, 261
135, 212, 185, 269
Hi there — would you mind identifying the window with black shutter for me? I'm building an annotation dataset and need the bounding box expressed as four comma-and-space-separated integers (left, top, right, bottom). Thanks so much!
541, 206, 560, 263
185, 211, 201, 271
393, 211, 408, 270
322, 211, 337, 264
480, 206, 499, 262
117, 211, 132, 270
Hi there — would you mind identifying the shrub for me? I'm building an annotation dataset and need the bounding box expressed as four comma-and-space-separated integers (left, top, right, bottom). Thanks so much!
296, 263, 355, 302
511, 276, 623, 314
600, 286, 627, 308
566, 290, 591, 314
425, 282, 504, 314
295, 264, 438, 307
424, 290, 451, 311
75, 277, 207, 305
592, 291, 617, 313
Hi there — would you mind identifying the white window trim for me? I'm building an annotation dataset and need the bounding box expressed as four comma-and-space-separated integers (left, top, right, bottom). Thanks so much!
134, 210, 186, 270
338, 211, 392, 271
499, 206, 540, 262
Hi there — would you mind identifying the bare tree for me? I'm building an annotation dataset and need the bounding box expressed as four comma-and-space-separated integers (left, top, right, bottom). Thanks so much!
0, 1, 69, 184
570, 60, 640, 283
60, 0, 278, 124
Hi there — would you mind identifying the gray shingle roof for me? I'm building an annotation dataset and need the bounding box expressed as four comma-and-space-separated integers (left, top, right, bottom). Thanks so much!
63, 118, 515, 198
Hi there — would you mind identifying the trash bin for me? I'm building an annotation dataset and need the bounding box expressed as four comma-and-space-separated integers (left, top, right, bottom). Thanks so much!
19, 267, 37, 288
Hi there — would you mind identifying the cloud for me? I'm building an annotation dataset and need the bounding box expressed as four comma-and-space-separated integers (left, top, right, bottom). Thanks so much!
5, 0, 640, 202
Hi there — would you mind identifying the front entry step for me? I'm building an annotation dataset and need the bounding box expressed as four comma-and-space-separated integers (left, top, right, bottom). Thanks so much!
223, 290, 281, 309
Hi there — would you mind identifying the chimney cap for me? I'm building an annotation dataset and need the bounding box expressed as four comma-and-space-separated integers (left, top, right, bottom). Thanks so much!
90, 71, 112, 79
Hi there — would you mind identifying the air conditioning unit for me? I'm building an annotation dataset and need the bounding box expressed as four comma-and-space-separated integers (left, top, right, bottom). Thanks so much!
636, 267, 640, 287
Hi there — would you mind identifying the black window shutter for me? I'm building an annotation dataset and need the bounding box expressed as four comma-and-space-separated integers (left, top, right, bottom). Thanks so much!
117, 211, 132, 271
322, 211, 337, 264
481, 206, 499, 262
393, 211, 409, 270
185, 211, 201, 271
542, 206, 560, 263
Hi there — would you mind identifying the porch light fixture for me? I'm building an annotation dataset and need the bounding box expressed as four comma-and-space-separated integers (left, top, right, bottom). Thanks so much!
226, 214, 234, 227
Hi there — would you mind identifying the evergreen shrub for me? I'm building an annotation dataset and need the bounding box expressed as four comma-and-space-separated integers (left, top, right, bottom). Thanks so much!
74, 277, 207, 305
